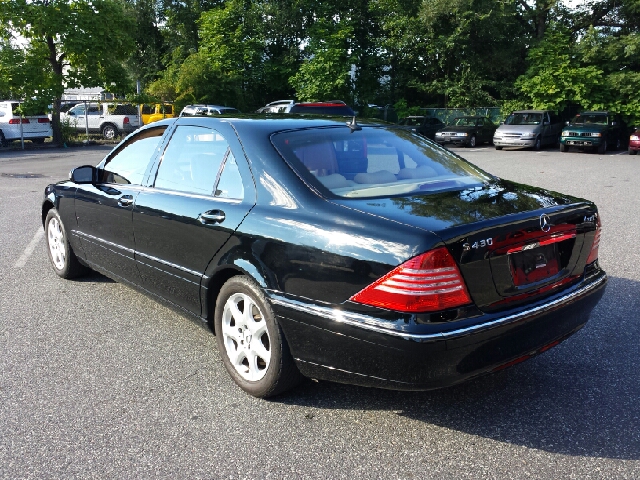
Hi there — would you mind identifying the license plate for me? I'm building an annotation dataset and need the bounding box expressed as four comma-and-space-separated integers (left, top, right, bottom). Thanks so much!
510, 244, 559, 286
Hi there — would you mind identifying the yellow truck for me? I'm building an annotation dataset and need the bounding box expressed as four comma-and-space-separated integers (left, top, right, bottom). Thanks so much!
141, 104, 174, 124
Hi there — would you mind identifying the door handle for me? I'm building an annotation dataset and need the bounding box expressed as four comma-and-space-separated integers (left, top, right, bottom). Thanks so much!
198, 210, 226, 224
118, 195, 134, 206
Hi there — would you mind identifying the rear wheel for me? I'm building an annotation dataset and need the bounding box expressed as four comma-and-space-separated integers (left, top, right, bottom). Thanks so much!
45, 209, 89, 279
214, 276, 302, 397
32, 138, 45, 145
598, 140, 607, 155
101, 123, 118, 140
0, 130, 7, 147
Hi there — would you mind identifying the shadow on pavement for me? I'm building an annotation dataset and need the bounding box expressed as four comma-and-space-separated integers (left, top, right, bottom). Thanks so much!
278, 276, 640, 460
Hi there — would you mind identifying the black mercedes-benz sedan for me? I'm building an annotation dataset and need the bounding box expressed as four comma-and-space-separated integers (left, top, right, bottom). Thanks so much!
42, 116, 606, 397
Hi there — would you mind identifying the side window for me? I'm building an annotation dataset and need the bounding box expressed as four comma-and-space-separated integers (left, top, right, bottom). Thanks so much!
142, 104, 153, 115
215, 152, 244, 199
154, 125, 229, 196
88, 106, 101, 115
163, 105, 173, 115
100, 126, 167, 185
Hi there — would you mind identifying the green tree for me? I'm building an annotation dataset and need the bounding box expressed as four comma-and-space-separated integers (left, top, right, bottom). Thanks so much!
0, 0, 136, 144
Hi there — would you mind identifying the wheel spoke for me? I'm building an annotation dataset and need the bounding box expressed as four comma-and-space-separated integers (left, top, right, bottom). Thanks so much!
221, 320, 242, 344
251, 341, 270, 366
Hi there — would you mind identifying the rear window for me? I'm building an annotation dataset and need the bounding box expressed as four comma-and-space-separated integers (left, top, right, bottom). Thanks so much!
111, 104, 138, 115
271, 126, 489, 199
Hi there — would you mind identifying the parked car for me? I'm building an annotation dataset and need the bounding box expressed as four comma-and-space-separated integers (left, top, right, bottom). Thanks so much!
397, 116, 446, 140
288, 101, 355, 116
560, 111, 625, 154
180, 104, 240, 116
629, 127, 640, 155
42, 116, 607, 397
0, 101, 52, 146
493, 110, 563, 150
141, 103, 174, 125
256, 100, 295, 113
434, 116, 496, 147
256, 100, 355, 116
61, 102, 141, 139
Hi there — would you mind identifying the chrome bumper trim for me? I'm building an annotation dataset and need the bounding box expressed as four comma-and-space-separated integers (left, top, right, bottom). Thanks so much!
269, 273, 607, 342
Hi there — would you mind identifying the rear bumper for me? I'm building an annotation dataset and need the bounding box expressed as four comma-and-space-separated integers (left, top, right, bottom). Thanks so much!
271, 269, 607, 390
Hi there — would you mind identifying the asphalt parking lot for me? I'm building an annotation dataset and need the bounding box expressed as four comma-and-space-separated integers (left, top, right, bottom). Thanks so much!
1, 143, 638, 479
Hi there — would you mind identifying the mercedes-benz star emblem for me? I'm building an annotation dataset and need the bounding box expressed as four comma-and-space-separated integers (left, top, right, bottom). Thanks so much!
540, 214, 551, 232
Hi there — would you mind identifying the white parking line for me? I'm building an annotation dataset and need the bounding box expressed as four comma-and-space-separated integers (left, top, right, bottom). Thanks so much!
15, 228, 44, 268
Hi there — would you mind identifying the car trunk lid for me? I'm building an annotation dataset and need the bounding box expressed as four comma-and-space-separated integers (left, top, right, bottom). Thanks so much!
332, 180, 599, 311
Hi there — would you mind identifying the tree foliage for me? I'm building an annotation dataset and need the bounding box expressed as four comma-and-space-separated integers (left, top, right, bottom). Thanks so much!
1, 0, 640, 141
0, 0, 136, 143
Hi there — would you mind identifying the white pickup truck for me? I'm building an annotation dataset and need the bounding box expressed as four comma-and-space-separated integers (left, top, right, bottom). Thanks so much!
61, 102, 141, 139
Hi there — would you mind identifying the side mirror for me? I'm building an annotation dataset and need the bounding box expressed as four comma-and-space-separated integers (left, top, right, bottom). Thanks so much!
70, 165, 96, 184
543, 120, 549, 125
67, 111, 76, 116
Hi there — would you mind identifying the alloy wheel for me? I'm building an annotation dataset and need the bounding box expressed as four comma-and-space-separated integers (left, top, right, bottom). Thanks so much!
47, 217, 66, 270
221, 292, 271, 381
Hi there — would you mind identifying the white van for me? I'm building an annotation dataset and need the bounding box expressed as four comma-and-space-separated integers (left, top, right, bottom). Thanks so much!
493, 110, 563, 150
0, 101, 53, 146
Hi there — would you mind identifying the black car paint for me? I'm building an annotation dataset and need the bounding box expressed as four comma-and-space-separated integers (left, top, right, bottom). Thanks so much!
42, 116, 606, 391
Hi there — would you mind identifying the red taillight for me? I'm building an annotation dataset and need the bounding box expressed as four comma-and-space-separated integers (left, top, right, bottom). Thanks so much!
123, 117, 130, 124
38, 117, 50, 123
586, 214, 602, 265
350, 247, 472, 313
9, 119, 20, 124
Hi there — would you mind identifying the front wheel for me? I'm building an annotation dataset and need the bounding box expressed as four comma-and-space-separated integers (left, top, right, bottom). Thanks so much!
45, 209, 88, 279
32, 138, 45, 145
534, 136, 542, 151
629, 148, 637, 156
214, 276, 302, 397
560, 143, 568, 153
467, 135, 477, 148
495, 146, 503, 150
598, 140, 607, 155
101, 124, 118, 140
0, 130, 8, 147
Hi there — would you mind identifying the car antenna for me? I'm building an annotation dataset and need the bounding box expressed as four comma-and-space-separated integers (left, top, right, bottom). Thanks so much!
346, 116, 362, 133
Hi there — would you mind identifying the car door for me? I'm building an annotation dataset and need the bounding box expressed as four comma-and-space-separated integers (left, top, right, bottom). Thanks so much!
132, 122, 256, 315
74, 125, 168, 283
86, 104, 102, 131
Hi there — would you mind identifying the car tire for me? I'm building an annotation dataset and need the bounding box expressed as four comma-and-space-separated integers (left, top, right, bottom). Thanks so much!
560, 143, 567, 153
214, 276, 302, 398
598, 140, 607, 155
45, 208, 89, 279
467, 135, 476, 148
534, 136, 542, 151
101, 123, 118, 140
0, 130, 8, 147
495, 146, 503, 150
32, 138, 45, 144
629, 148, 637, 156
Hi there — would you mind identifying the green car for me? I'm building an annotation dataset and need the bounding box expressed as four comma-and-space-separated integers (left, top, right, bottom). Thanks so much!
560, 111, 624, 154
